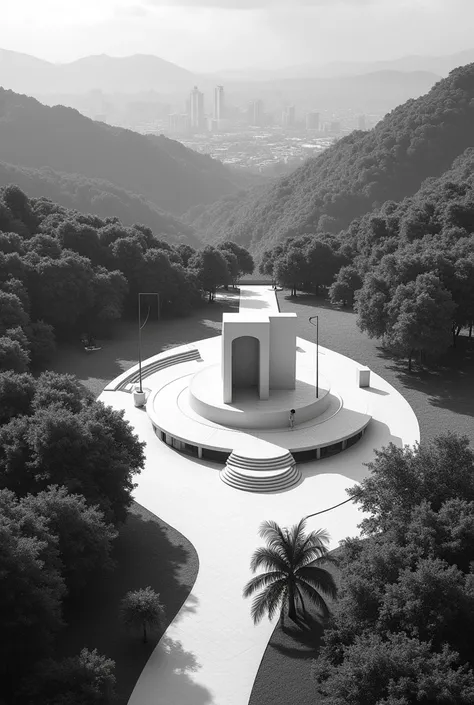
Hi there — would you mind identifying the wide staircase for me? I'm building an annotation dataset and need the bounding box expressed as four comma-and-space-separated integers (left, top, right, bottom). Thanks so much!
115, 348, 202, 392
220, 449, 301, 493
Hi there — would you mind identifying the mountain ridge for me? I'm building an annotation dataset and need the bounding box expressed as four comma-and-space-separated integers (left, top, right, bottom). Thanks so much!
190, 63, 474, 253
0, 159, 201, 247
0, 87, 250, 216
0, 48, 203, 95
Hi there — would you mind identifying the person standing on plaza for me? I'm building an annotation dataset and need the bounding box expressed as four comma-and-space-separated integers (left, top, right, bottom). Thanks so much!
289, 409, 295, 430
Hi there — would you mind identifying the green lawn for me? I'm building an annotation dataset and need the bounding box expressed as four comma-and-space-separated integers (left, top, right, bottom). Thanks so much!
49, 291, 240, 399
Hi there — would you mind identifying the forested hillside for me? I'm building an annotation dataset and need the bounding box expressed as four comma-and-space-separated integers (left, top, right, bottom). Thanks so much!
0, 88, 249, 215
260, 146, 474, 368
192, 63, 474, 253
0, 161, 200, 247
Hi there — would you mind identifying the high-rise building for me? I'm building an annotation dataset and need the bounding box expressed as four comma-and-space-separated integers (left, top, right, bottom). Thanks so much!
330, 121, 342, 134
282, 105, 296, 128
214, 85, 225, 121
189, 86, 205, 132
247, 99, 265, 126
358, 114, 367, 131
169, 113, 190, 133
306, 111, 320, 131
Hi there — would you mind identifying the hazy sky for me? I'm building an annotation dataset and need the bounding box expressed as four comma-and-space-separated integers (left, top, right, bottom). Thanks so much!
1, 0, 473, 71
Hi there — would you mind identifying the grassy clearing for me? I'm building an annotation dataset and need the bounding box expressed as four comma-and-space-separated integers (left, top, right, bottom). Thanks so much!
49, 291, 240, 399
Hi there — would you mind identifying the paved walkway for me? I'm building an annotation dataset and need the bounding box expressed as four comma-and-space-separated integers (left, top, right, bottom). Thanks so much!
99, 287, 420, 705
238, 285, 279, 313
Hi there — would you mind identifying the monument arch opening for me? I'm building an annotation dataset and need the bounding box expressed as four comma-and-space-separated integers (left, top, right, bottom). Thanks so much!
231, 335, 260, 393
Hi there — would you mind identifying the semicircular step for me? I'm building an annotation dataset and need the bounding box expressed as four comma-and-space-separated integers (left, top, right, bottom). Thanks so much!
220, 449, 301, 493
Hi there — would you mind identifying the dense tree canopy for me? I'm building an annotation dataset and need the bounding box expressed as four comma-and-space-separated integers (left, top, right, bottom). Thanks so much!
19, 648, 116, 705
0, 186, 253, 365
260, 234, 346, 296
23, 486, 118, 594
312, 433, 474, 704
257, 143, 474, 366
347, 433, 474, 535
0, 489, 65, 684
0, 402, 145, 524
0, 369, 145, 700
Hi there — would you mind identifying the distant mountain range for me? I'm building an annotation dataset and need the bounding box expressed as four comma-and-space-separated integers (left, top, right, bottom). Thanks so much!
0, 46, 464, 98
0, 49, 204, 95
214, 48, 474, 81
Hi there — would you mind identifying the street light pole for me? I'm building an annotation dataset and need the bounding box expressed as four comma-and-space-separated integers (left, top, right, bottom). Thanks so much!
309, 315, 319, 398
138, 292, 160, 393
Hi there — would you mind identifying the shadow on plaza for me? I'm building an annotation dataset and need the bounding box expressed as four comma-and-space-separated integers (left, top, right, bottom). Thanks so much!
238, 287, 275, 309
173, 592, 199, 624
133, 636, 213, 705
301, 419, 402, 484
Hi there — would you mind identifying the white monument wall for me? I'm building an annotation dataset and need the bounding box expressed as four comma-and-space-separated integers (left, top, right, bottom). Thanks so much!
269, 313, 297, 389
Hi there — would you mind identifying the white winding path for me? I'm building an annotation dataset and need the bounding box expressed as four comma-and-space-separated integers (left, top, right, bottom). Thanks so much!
99, 286, 420, 705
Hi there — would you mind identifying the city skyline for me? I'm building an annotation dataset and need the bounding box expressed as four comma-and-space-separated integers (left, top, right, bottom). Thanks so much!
2, 0, 474, 72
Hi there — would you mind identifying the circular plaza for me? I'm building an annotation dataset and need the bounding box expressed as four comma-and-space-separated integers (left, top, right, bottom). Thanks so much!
99, 285, 420, 705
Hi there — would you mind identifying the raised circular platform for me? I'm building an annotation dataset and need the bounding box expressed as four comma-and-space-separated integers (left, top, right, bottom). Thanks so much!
147, 371, 369, 456
188, 363, 330, 429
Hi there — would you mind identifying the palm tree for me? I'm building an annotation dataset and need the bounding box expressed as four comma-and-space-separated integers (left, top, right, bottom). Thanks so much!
120, 586, 165, 643
243, 518, 337, 625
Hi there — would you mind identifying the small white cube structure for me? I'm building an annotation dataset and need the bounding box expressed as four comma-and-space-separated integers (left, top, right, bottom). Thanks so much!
357, 366, 371, 388
222, 312, 297, 404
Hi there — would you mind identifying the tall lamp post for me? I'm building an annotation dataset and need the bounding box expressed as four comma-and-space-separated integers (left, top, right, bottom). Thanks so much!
308, 315, 319, 399
137, 292, 160, 395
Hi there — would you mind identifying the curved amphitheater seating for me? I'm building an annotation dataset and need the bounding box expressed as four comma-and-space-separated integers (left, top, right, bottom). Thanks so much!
111, 348, 202, 392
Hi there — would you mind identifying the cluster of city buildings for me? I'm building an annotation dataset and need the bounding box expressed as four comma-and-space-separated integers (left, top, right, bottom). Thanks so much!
167, 84, 368, 137
80, 84, 374, 176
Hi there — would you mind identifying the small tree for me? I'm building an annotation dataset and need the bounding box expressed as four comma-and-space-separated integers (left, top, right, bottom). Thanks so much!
329, 265, 363, 307
387, 273, 455, 370
120, 586, 165, 643
190, 245, 232, 302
